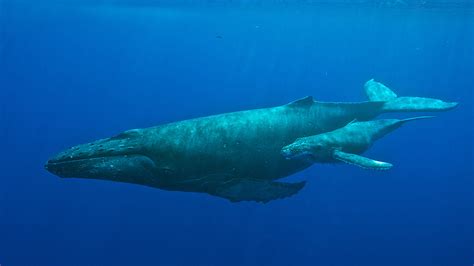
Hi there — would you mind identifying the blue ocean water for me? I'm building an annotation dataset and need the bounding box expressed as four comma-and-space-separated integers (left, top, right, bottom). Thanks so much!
1, 1, 473, 265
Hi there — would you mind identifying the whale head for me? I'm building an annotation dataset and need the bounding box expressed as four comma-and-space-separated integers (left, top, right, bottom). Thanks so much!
281, 135, 335, 163
44, 129, 164, 186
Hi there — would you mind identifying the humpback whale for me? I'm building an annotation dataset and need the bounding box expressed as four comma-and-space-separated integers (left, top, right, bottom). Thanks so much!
45, 80, 457, 203
281, 116, 433, 170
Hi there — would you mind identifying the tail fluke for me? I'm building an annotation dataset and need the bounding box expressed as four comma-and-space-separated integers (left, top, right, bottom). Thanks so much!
382, 97, 458, 112
364, 79, 458, 112
364, 79, 398, 101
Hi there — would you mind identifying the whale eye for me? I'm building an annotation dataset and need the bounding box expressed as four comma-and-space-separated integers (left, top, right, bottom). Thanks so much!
159, 166, 175, 176
313, 144, 323, 151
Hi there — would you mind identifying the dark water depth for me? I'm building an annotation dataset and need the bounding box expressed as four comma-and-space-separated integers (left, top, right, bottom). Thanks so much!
1, 1, 473, 265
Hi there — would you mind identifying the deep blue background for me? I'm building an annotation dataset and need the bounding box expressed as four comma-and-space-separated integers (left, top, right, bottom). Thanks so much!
1, 1, 473, 265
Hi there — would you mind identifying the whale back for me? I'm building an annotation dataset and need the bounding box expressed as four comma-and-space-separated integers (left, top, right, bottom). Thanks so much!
139, 99, 385, 189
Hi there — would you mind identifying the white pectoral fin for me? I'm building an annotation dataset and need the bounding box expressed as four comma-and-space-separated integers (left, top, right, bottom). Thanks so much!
333, 150, 393, 170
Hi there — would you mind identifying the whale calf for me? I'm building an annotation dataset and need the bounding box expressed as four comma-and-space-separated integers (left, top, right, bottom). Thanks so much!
281, 116, 433, 170
45, 80, 457, 202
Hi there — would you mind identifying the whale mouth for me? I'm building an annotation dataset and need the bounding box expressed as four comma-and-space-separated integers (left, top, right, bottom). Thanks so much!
45, 154, 156, 179
281, 148, 313, 161
45, 155, 123, 177
44, 131, 155, 180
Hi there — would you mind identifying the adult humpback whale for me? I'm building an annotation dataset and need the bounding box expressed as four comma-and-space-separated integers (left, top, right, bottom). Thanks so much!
45, 80, 457, 203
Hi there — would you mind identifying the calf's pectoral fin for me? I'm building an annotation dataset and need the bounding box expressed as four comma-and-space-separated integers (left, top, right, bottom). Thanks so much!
333, 150, 393, 170
211, 178, 306, 203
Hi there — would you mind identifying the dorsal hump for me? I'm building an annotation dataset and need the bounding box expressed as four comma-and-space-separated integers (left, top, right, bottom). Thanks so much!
346, 119, 358, 126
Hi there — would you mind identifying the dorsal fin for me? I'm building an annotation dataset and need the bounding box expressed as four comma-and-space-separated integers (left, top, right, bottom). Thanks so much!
347, 119, 358, 126
286, 96, 314, 107
110, 129, 141, 140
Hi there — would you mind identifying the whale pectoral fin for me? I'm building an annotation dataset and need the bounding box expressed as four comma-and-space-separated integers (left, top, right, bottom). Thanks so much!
212, 178, 306, 203
333, 150, 393, 170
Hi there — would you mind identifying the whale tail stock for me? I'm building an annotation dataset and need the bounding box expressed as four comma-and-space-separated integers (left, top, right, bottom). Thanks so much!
364, 79, 458, 112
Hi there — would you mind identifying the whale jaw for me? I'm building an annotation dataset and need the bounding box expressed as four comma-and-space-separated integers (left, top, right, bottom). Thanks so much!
45, 154, 157, 181
45, 132, 158, 183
